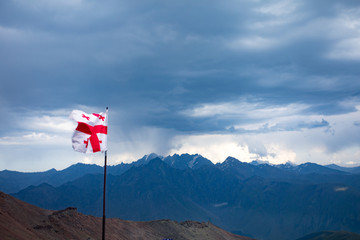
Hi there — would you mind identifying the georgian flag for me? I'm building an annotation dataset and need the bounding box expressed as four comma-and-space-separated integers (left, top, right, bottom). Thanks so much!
69, 109, 108, 153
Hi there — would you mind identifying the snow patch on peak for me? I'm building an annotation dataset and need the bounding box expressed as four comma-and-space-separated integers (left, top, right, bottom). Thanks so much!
213, 202, 228, 207
144, 153, 162, 161
188, 155, 199, 168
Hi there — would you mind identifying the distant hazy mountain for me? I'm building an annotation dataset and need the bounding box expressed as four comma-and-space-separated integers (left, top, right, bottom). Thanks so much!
293, 162, 347, 175
0, 153, 213, 194
326, 164, 360, 174
1, 154, 358, 192
133, 153, 163, 166
0, 163, 102, 193
163, 153, 213, 170
0, 162, 135, 194
133, 153, 213, 170
12, 156, 360, 240
217, 156, 293, 179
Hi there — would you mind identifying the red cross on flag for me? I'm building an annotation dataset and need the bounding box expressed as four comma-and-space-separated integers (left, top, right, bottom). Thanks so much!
69, 109, 108, 153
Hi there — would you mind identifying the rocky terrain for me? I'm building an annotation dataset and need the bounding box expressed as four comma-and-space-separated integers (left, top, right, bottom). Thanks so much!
0, 191, 252, 240
296, 231, 360, 240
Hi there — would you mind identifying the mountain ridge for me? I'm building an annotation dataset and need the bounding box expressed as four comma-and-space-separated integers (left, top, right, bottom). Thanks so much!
2, 153, 357, 194
12, 156, 360, 240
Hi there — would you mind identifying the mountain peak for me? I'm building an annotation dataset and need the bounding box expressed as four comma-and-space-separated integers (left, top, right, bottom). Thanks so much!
219, 157, 244, 170
141, 153, 162, 161
135, 153, 163, 166
223, 156, 241, 164
146, 153, 162, 160
296, 162, 345, 174
250, 160, 270, 166
147, 157, 167, 168
276, 161, 296, 170
163, 153, 213, 169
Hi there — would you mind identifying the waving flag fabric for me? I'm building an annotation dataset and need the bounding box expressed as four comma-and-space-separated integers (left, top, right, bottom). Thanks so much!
69, 109, 108, 153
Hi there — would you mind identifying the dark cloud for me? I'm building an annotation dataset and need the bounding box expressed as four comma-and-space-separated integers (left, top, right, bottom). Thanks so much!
1, 0, 360, 169
1, 0, 358, 113
233, 119, 330, 135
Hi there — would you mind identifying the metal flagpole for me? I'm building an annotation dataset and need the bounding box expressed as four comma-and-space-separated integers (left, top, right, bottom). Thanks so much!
102, 150, 107, 240
102, 107, 108, 240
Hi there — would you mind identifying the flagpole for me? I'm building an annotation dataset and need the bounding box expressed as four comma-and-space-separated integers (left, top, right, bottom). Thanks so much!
102, 107, 108, 240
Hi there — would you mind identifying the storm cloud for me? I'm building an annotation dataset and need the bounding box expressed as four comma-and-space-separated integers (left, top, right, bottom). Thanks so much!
0, 0, 360, 170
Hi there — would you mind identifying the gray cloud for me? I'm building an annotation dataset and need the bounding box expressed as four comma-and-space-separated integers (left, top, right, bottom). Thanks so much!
1, 0, 360, 169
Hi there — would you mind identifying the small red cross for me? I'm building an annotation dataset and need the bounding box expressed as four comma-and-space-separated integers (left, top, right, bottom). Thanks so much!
82, 114, 90, 120
93, 113, 105, 121
84, 139, 101, 148
84, 139, 89, 148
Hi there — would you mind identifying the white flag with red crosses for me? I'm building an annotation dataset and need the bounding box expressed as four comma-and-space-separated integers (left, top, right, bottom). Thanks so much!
69, 109, 108, 153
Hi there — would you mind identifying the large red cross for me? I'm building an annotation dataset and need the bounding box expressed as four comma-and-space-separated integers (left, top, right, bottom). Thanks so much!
76, 122, 107, 152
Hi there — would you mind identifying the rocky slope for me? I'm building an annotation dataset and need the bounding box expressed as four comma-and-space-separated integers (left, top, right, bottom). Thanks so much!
296, 231, 360, 240
0, 191, 252, 240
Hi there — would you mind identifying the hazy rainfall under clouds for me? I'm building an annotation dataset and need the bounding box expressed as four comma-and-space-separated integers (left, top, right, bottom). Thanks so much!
0, 0, 360, 171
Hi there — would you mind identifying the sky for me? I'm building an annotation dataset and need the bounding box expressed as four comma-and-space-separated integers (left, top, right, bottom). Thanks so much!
1, 0, 360, 171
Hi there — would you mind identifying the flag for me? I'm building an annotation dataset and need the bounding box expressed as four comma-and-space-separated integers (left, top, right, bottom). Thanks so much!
69, 109, 108, 153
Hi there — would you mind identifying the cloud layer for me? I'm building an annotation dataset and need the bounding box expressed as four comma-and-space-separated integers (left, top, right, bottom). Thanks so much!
0, 0, 360, 171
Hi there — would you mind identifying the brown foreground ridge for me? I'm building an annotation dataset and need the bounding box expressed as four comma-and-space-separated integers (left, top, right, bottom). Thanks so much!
0, 191, 253, 240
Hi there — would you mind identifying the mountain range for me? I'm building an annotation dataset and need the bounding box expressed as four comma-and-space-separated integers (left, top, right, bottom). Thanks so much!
1, 153, 360, 240
0, 153, 212, 194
